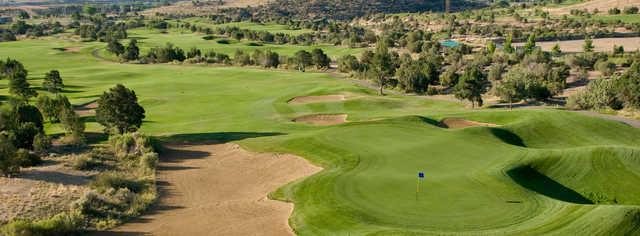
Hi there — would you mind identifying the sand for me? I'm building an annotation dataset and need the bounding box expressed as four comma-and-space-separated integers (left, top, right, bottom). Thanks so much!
288, 95, 346, 104
546, 0, 640, 15
99, 143, 321, 236
74, 101, 97, 116
292, 114, 348, 126
440, 118, 498, 129
514, 37, 640, 53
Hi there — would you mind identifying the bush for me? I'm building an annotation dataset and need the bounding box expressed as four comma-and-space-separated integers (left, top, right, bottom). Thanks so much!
1, 211, 84, 236
216, 39, 230, 44
33, 133, 51, 154
427, 86, 439, 96
202, 35, 215, 40
140, 152, 158, 171
16, 148, 42, 167
567, 79, 622, 110
246, 42, 263, 46
109, 133, 153, 159
72, 153, 101, 171
93, 172, 143, 193
594, 60, 616, 76
623, 6, 639, 14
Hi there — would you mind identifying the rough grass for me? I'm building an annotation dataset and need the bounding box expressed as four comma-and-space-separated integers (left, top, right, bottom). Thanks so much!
1, 36, 639, 235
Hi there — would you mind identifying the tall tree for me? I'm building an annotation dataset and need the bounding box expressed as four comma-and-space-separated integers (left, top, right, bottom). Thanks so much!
616, 62, 640, 108
107, 39, 125, 56
311, 48, 330, 69
368, 41, 395, 95
122, 39, 140, 61
454, 66, 487, 108
293, 50, 312, 72
42, 70, 64, 93
96, 84, 146, 134
8, 69, 36, 99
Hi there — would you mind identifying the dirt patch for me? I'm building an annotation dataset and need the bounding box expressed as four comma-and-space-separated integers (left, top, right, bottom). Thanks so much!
0, 157, 91, 224
101, 143, 321, 235
546, 0, 640, 15
292, 114, 348, 126
440, 118, 498, 129
288, 95, 345, 104
514, 37, 640, 53
75, 101, 97, 116
64, 47, 82, 52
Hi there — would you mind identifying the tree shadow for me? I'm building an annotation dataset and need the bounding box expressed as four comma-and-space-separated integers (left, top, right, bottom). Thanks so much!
507, 166, 593, 204
160, 132, 285, 143
489, 128, 525, 147
19, 170, 92, 186
416, 116, 443, 127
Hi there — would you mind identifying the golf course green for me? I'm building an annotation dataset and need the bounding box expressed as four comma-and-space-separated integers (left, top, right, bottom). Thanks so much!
1, 32, 639, 235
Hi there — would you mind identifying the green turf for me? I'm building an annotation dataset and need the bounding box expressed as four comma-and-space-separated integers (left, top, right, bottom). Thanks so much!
1, 36, 640, 235
173, 18, 314, 36
115, 27, 364, 59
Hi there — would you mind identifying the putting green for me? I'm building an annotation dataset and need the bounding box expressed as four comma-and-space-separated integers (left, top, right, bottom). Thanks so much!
1, 35, 639, 235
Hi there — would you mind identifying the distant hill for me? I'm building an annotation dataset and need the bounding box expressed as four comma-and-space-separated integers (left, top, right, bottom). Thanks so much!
223, 0, 488, 20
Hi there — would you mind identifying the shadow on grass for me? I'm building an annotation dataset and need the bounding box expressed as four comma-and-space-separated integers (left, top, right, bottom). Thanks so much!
490, 128, 525, 147
161, 132, 285, 143
507, 166, 593, 204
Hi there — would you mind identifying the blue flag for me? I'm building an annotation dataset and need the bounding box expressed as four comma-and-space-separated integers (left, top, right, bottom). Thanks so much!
418, 172, 424, 178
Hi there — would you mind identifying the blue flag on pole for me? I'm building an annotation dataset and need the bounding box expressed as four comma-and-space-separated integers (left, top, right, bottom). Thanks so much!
418, 172, 424, 178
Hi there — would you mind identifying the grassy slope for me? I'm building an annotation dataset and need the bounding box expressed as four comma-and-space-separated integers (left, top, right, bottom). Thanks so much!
117, 27, 364, 59
1, 36, 640, 235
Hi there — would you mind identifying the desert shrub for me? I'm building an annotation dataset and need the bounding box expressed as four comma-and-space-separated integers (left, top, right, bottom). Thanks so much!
32, 133, 51, 154
72, 153, 102, 171
567, 79, 622, 110
427, 86, 439, 96
16, 148, 42, 167
92, 172, 143, 193
594, 60, 616, 76
140, 152, 158, 171
1, 211, 84, 236
623, 6, 639, 14
109, 133, 153, 160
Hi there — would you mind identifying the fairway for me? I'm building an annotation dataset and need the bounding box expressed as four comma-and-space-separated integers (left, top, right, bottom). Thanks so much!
2, 33, 640, 235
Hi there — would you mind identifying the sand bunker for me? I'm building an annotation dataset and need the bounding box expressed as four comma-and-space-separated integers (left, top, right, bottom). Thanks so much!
75, 102, 97, 116
293, 114, 348, 126
288, 95, 345, 104
64, 47, 82, 52
101, 143, 321, 236
440, 118, 498, 129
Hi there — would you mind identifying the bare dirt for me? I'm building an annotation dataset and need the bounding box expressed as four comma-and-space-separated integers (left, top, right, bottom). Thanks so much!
0, 157, 91, 224
440, 118, 498, 129
546, 0, 640, 15
292, 114, 348, 126
288, 95, 346, 104
75, 101, 98, 116
514, 37, 640, 53
100, 143, 321, 236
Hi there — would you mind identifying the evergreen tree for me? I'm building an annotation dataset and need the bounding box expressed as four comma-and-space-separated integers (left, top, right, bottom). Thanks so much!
42, 70, 64, 93
122, 39, 140, 61
96, 84, 145, 134
454, 66, 487, 108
